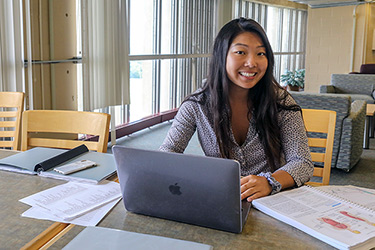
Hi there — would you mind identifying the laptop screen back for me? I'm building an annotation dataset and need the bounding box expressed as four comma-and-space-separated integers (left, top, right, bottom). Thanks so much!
112, 146, 249, 233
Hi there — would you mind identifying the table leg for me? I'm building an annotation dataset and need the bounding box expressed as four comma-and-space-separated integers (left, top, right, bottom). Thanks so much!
371, 116, 375, 138
364, 116, 370, 149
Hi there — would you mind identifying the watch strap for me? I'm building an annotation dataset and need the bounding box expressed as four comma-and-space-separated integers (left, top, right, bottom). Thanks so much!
258, 172, 282, 195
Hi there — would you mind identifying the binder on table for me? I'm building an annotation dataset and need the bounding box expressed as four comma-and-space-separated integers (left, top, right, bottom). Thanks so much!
0, 145, 116, 184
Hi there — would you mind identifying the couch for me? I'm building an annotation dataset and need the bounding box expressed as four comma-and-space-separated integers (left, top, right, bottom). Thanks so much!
320, 74, 375, 104
290, 92, 366, 172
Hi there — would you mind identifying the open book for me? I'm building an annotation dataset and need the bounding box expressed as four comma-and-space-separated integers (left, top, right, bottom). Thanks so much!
0, 146, 116, 184
316, 185, 375, 210
252, 185, 375, 250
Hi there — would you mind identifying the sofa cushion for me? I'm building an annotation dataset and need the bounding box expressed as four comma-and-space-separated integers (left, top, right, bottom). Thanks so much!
331, 74, 375, 95
290, 92, 351, 118
347, 94, 373, 104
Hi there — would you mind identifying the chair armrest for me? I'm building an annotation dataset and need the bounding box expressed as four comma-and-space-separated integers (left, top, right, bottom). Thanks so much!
337, 100, 366, 171
320, 85, 336, 93
350, 100, 367, 117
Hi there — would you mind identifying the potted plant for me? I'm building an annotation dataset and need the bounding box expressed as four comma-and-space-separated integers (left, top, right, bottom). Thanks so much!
280, 69, 305, 91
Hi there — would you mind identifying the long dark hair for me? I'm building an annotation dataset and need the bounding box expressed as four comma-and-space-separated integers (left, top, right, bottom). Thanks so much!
185, 17, 300, 169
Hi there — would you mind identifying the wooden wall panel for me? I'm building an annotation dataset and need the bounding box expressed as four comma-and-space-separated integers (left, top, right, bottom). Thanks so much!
27, 0, 77, 110
50, 0, 77, 110
52, 64, 77, 110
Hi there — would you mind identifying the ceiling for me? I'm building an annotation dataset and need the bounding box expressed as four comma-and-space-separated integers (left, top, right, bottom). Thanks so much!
288, 0, 365, 8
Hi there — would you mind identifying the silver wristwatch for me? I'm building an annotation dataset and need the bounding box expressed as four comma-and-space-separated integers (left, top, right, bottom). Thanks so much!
258, 172, 282, 195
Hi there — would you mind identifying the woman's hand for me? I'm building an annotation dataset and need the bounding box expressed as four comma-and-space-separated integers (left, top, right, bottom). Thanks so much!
240, 175, 272, 202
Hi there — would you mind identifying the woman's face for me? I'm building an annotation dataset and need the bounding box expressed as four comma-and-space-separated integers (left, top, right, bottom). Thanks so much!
225, 32, 268, 91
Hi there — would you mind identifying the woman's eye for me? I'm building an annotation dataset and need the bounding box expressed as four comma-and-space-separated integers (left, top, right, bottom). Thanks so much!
235, 51, 245, 55
258, 52, 266, 56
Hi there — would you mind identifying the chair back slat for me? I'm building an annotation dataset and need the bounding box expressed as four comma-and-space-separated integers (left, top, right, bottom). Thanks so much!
308, 138, 327, 148
0, 111, 19, 118
28, 138, 102, 151
310, 152, 325, 163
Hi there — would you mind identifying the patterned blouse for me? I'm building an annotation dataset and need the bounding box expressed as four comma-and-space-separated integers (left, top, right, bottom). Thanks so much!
160, 91, 314, 187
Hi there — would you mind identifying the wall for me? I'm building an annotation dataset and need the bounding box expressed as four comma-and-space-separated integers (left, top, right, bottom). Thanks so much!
364, 4, 375, 63
50, 0, 77, 110
25, 0, 77, 110
304, 3, 374, 92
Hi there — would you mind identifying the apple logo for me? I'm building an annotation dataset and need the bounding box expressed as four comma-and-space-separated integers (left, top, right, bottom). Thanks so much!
169, 183, 182, 195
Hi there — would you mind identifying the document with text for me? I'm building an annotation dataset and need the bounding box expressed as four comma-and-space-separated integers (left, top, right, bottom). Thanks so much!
20, 181, 122, 223
316, 185, 375, 210
22, 198, 121, 227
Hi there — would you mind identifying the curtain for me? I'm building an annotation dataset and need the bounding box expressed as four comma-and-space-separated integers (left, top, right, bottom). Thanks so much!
0, 0, 26, 92
81, 0, 130, 111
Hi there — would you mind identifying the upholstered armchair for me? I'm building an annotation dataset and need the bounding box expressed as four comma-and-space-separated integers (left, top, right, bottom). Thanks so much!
320, 74, 375, 104
290, 92, 366, 172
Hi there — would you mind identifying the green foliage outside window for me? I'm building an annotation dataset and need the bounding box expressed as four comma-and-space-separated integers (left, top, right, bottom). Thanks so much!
130, 62, 143, 79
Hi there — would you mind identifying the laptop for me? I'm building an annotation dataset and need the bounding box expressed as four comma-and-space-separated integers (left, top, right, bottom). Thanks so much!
112, 145, 251, 233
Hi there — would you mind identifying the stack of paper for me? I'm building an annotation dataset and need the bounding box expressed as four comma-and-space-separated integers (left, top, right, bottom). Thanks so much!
20, 181, 122, 227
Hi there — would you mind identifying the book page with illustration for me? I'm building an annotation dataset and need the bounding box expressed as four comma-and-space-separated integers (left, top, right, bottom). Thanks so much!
252, 186, 375, 250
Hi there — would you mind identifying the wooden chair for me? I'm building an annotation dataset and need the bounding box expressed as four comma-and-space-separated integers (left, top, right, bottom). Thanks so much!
303, 109, 336, 186
21, 110, 110, 153
0, 92, 25, 150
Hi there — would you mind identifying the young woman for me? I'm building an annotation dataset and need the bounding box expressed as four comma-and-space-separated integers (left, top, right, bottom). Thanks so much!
160, 18, 313, 201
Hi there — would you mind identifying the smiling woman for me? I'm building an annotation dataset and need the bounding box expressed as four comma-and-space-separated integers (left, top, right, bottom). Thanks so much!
226, 32, 268, 91
226, 32, 269, 148
160, 18, 314, 202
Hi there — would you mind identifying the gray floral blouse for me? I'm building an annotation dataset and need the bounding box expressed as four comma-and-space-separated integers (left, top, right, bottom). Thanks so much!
160, 91, 314, 187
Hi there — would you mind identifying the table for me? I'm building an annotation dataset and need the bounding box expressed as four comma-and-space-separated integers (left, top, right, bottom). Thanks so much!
49, 201, 336, 249
0, 149, 335, 250
363, 104, 375, 149
0, 150, 69, 249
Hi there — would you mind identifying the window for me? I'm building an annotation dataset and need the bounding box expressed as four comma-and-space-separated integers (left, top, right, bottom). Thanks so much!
75, 0, 217, 126
234, 0, 307, 84
125, 0, 217, 123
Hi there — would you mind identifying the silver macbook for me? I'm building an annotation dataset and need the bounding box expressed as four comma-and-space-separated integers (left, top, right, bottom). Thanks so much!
112, 145, 251, 233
